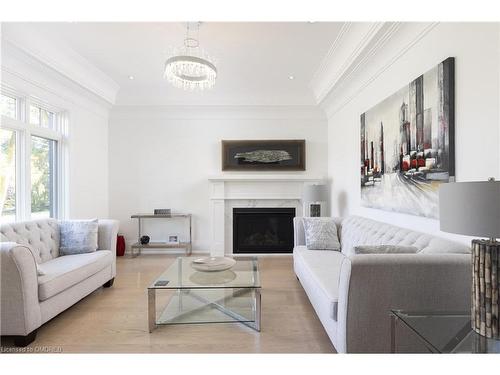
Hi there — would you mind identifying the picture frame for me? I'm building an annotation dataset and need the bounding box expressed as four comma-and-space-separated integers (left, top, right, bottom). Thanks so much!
221, 140, 305, 171
167, 235, 179, 244
360, 57, 455, 218
309, 203, 321, 217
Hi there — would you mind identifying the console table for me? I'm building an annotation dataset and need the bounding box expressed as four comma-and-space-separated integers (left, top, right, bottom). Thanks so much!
130, 213, 192, 258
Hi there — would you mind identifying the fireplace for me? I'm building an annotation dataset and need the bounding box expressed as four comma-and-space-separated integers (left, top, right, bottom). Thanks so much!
232, 207, 295, 254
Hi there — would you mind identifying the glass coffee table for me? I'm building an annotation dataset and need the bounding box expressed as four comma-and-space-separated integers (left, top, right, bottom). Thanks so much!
390, 310, 500, 353
148, 257, 261, 332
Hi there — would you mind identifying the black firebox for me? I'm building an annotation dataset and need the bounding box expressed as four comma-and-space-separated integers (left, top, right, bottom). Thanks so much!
232, 207, 295, 254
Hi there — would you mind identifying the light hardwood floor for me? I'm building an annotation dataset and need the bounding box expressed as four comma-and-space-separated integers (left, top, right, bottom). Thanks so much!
12, 255, 335, 353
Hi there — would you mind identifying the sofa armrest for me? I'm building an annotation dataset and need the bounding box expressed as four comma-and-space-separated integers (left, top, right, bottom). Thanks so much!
293, 217, 305, 247
0, 242, 42, 336
336, 253, 471, 353
97, 219, 119, 277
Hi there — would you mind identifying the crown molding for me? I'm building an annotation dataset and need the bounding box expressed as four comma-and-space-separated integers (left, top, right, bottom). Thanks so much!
310, 22, 388, 103
1, 40, 112, 118
310, 22, 352, 89
1, 23, 119, 104
316, 22, 439, 118
110, 105, 327, 121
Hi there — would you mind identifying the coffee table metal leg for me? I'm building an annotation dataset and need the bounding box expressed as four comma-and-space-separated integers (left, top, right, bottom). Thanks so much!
148, 289, 156, 333
255, 288, 261, 332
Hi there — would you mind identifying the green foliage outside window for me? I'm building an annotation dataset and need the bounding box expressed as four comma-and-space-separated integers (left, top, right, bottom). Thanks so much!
0, 129, 16, 217
31, 136, 53, 215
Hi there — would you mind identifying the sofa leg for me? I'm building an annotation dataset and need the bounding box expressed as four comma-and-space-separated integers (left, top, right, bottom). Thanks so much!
103, 278, 115, 288
13, 330, 37, 347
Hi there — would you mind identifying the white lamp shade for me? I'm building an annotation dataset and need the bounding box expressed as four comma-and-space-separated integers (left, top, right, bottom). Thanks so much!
439, 181, 500, 238
303, 184, 328, 202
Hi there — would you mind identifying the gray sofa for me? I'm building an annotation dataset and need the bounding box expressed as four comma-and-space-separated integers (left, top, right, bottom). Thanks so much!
293, 215, 471, 353
0, 218, 119, 346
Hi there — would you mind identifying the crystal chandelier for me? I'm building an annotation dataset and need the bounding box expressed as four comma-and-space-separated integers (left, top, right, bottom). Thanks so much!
163, 22, 217, 91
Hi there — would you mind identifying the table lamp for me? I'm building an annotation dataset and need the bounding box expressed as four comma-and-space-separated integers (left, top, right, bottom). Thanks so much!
303, 184, 328, 217
439, 178, 500, 338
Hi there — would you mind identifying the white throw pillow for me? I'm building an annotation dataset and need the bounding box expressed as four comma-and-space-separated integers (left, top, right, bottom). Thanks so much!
303, 217, 341, 251
354, 245, 419, 254
59, 219, 99, 255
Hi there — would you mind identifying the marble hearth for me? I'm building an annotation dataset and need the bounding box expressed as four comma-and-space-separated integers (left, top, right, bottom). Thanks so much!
208, 175, 326, 256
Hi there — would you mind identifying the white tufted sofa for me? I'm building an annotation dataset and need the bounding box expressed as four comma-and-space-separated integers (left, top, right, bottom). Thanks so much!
293, 215, 471, 353
0, 218, 119, 346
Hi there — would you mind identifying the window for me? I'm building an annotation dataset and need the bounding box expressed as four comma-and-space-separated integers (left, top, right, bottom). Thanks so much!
31, 136, 57, 219
0, 129, 16, 222
1, 94, 18, 119
1, 90, 66, 222
30, 104, 55, 129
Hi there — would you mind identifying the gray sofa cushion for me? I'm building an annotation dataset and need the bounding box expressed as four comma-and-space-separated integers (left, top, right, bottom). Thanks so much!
59, 219, 98, 255
354, 245, 419, 254
37, 250, 112, 301
303, 217, 341, 251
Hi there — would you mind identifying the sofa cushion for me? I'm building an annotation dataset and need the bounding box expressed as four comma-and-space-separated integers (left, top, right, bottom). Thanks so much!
37, 250, 112, 301
294, 245, 345, 320
354, 245, 419, 254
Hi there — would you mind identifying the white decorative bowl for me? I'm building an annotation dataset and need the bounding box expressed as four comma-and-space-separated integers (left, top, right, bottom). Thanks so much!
191, 256, 236, 272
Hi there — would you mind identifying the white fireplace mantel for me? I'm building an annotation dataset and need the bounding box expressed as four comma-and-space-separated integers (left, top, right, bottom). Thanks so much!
208, 175, 327, 256
208, 175, 327, 182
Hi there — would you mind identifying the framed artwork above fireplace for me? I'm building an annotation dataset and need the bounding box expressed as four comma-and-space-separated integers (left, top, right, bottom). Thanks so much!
221, 139, 305, 171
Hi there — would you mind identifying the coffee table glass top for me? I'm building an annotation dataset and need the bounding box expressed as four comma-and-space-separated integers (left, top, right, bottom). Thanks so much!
391, 310, 500, 353
148, 256, 261, 290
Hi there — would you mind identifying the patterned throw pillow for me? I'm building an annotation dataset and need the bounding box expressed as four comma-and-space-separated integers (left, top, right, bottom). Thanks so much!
354, 245, 419, 254
59, 219, 99, 255
303, 217, 341, 251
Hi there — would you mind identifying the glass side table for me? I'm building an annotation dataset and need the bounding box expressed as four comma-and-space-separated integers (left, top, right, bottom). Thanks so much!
390, 310, 500, 353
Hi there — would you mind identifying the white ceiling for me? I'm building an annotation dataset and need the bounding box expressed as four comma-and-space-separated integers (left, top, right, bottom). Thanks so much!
6, 22, 344, 106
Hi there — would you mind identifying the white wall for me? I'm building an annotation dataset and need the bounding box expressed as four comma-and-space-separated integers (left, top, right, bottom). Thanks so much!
109, 106, 328, 252
326, 23, 500, 244
1, 41, 110, 219
66, 107, 109, 218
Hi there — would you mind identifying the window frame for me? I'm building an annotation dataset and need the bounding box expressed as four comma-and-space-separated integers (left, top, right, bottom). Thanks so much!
1, 89, 68, 222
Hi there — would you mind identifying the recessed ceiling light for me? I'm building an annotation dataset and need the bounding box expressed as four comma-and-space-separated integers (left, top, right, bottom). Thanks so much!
128, 75, 135, 80
288, 75, 295, 80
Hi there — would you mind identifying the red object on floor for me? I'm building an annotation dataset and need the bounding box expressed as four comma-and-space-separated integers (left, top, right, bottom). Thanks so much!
116, 235, 126, 256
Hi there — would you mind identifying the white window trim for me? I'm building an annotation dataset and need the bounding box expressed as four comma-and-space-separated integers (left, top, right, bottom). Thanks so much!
1, 90, 68, 221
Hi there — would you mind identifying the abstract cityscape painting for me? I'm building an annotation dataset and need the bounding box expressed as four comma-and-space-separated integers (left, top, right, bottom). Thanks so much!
360, 57, 455, 218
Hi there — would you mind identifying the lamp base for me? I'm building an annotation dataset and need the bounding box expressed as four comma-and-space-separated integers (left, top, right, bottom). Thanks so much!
471, 239, 499, 338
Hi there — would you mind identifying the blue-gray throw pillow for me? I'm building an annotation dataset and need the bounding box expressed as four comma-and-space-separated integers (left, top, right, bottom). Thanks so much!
59, 219, 98, 255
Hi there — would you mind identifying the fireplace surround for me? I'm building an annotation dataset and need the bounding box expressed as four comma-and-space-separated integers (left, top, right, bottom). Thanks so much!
208, 175, 326, 256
